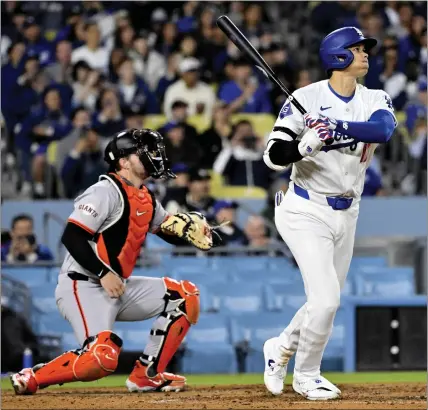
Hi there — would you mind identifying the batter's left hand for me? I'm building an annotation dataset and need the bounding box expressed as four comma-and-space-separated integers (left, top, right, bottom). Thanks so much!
304, 112, 338, 133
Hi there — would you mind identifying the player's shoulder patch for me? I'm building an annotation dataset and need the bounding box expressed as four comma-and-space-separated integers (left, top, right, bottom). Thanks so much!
279, 100, 293, 119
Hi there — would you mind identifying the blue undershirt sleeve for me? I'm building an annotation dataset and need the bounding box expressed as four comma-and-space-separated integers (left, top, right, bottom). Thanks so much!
335, 109, 396, 143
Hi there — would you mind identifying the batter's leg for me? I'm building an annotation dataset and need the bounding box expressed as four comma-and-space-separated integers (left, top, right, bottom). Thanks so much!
274, 195, 341, 379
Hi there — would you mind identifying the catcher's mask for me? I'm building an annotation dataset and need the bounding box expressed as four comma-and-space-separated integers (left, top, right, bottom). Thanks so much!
104, 128, 176, 180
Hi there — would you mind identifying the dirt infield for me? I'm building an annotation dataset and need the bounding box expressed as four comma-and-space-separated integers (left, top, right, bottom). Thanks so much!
2, 383, 426, 409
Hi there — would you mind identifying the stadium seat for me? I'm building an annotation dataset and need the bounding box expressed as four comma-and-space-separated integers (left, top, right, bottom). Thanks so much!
114, 319, 155, 351
354, 267, 415, 297
210, 256, 270, 272
172, 270, 232, 286
230, 312, 291, 373
37, 310, 77, 351
349, 256, 388, 272
133, 267, 166, 278
231, 113, 275, 138
2, 267, 51, 287
187, 115, 211, 133
265, 281, 306, 312
181, 314, 237, 374
210, 185, 267, 199
142, 114, 167, 130
31, 282, 58, 314
207, 282, 267, 313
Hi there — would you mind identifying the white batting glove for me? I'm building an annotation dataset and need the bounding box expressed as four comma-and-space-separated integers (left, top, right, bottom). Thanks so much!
298, 127, 330, 157
304, 112, 338, 133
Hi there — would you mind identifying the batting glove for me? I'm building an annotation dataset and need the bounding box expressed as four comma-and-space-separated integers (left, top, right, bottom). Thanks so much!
304, 113, 338, 134
298, 127, 330, 158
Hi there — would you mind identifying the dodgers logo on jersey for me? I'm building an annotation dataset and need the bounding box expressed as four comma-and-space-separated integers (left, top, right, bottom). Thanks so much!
279, 101, 293, 119
384, 95, 394, 111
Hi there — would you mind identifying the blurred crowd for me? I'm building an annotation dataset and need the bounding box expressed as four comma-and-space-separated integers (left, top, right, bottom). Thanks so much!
1, 1, 427, 204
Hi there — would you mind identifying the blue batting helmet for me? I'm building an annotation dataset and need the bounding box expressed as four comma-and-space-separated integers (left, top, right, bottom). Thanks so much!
319, 27, 377, 73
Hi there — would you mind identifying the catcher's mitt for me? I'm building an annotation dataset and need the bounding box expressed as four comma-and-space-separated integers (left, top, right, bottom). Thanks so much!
160, 212, 222, 251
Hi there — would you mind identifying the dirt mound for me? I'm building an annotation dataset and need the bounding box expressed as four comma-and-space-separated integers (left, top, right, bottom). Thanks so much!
2, 383, 426, 409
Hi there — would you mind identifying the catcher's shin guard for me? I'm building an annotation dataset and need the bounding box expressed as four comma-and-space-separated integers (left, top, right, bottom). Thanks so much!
33, 331, 122, 389
141, 277, 200, 377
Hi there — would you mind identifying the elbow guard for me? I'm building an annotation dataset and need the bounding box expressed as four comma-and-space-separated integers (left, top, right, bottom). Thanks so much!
263, 139, 303, 171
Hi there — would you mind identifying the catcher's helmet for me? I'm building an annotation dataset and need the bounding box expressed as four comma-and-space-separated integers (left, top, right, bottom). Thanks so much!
319, 27, 377, 73
104, 128, 176, 179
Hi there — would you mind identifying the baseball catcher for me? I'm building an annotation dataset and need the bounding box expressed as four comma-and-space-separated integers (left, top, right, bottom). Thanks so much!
10, 128, 222, 395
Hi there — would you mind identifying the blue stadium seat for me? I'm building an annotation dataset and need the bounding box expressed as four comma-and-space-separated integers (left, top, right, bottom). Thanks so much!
230, 312, 292, 373
2, 267, 51, 287
162, 256, 210, 273
211, 256, 270, 272
133, 267, 167, 278
341, 277, 354, 296
350, 256, 388, 270
207, 282, 267, 313
268, 257, 297, 272
37, 310, 77, 351
181, 314, 237, 374
265, 281, 306, 312
114, 319, 155, 351
172, 270, 231, 287
31, 282, 58, 314
231, 267, 300, 284
323, 307, 346, 371
354, 267, 415, 296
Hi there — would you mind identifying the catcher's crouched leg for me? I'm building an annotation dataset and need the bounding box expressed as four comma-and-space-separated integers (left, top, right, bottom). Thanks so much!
10, 331, 122, 395
126, 278, 199, 392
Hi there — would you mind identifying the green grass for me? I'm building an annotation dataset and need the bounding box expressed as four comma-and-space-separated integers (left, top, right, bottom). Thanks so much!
2, 371, 425, 390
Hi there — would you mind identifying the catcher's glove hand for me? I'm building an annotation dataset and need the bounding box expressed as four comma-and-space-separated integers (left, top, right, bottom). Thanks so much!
161, 212, 223, 251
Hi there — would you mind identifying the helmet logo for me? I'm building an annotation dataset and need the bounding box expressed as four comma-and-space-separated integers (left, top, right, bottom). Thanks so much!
354, 28, 364, 38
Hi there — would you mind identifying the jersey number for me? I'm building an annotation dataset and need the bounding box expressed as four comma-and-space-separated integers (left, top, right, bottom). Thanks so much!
360, 143, 371, 163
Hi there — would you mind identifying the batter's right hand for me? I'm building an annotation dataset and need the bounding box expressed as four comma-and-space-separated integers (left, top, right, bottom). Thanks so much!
100, 271, 126, 298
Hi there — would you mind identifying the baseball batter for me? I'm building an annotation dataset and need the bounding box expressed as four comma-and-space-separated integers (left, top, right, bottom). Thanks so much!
262, 27, 397, 400
11, 129, 221, 395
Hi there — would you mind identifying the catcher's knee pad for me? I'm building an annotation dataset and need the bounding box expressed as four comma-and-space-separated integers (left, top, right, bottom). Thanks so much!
163, 277, 200, 324
141, 278, 200, 376
34, 331, 122, 388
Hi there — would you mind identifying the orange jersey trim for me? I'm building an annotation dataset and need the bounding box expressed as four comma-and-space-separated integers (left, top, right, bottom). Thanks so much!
73, 280, 89, 340
68, 218, 95, 235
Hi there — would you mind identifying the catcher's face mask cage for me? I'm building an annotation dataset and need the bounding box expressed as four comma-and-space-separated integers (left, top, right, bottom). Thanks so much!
106, 129, 176, 180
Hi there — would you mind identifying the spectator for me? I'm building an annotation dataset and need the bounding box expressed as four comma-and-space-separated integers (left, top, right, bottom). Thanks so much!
398, 14, 426, 73
1, 214, 53, 263
243, 215, 280, 256
44, 40, 73, 84
393, 3, 414, 39
174, 1, 199, 33
92, 88, 126, 139
163, 57, 216, 121
161, 163, 190, 212
4, 57, 47, 139
61, 127, 107, 198
117, 57, 159, 116
379, 40, 408, 110
71, 61, 100, 111
198, 101, 232, 169
213, 120, 274, 189
163, 168, 216, 215
55, 107, 92, 174
1, 41, 26, 104
241, 4, 269, 41
155, 52, 181, 104
15, 87, 72, 198
218, 57, 272, 114
159, 100, 198, 142
405, 78, 427, 133
22, 16, 54, 67
107, 48, 126, 83
210, 200, 246, 246
362, 165, 386, 196
130, 35, 167, 92
155, 21, 178, 58
163, 122, 202, 168
71, 22, 109, 73
114, 24, 136, 55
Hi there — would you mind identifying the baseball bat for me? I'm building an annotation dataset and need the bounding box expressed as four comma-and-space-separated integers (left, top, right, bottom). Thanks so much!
216, 15, 307, 115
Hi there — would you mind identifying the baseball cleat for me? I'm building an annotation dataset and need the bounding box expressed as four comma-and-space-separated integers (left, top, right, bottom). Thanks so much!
126, 360, 186, 393
10, 368, 39, 395
292, 375, 341, 400
263, 337, 293, 395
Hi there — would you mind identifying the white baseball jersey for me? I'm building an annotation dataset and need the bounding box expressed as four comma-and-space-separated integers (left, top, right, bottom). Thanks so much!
268, 80, 397, 198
